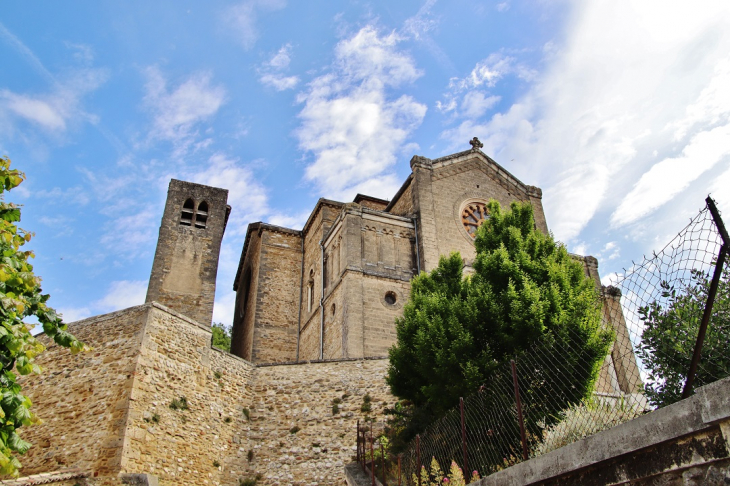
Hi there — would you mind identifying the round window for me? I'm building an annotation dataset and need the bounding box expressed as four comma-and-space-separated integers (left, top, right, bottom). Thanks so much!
384, 291, 397, 306
461, 201, 489, 238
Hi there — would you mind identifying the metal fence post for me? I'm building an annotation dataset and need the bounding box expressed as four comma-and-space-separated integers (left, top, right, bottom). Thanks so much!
511, 359, 529, 461
416, 434, 421, 486
371, 436, 375, 486
398, 454, 402, 486
381, 442, 386, 485
460, 396, 468, 475
357, 420, 360, 467
683, 197, 729, 399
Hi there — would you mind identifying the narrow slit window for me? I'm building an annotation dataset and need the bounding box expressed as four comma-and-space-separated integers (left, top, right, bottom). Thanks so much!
180, 198, 194, 226
307, 270, 315, 312
195, 201, 209, 229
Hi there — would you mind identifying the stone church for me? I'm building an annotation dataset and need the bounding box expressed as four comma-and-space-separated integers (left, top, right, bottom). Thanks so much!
10, 142, 640, 486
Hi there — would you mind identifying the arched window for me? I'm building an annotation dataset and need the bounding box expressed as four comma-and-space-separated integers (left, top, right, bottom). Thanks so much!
180, 199, 194, 226
195, 201, 208, 229
179, 199, 210, 229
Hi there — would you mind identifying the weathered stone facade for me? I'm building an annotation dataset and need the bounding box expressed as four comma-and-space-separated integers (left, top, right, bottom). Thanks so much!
18, 304, 393, 486
12, 144, 642, 485
146, 179, 230, 327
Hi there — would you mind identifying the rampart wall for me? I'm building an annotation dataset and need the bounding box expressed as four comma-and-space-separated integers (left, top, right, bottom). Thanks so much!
15, 304, 393, 486
19, 306, 148, 478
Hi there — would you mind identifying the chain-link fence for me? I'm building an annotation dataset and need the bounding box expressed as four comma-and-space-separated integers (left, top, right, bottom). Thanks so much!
356, 197, 729, 485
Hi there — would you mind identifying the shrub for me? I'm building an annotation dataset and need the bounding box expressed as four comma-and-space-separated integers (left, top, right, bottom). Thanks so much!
169, 396, 189, 411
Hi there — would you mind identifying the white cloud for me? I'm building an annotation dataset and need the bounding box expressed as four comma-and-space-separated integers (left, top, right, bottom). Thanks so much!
143, 67, 226, 154
268, 43, 293, 69
461, 92, 500, 119
709, 163, 730, 215
496, 2, 510, 12
0, 24, 108, 137
224, 0, 286, 50
402, 0, 438, 41
32, 185, 91, 206
611, 123, 730, 227
258, 44, 300, 91
64, 41, 95, 65
0, 22, 55, 85
436, 53, 523, 122
295, 26, 427, 200
600, 272, 622, 287
188, 153, 270, 236
267, 209, 311, 230
99, 206, 159, 258
440, 0, 730, 245
0, 67, 107, 135
259, 74, 299, 91
212, 291, 236, 326
1, 92, 66, 130
458, 54, 512, 89
57, 306, 92, 323
93, 280, 148, 312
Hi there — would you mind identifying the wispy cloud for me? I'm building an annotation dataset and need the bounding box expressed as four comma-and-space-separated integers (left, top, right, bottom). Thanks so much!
58, 279, 148, 322
295, 26, 427, 200
1, 92, 67, 131
223, 0, 286, 50
611, 124, 730, 227
0, 21, 55, 84
402, 0, 438, 41
188, 153, 270, 236
258, 43, 300, 91
436, 53, 530, 121
142, 67, 227, 155
0, 26, 108, 137
439, 0, 730, 245
94, 280, 148, 312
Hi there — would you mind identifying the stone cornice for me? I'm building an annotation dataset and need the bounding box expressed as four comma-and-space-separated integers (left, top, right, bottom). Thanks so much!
301, 198, 345, 235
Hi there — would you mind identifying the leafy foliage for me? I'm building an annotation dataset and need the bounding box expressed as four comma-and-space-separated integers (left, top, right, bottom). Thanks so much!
386, 200, 612, 445
0, 156, 87, 477
637, 263, 730, 408
212, 322, 232, 352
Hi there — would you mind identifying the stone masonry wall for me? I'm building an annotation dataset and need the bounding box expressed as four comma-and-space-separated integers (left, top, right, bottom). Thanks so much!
146, 180, 229, 326
18, 307, 148, 477
387, 179, 414, 217
428, 159, 541, 269
120, 305, 256, 486
250, 229, 302, 364
231, 230, 263, 360
298, 313, 320, 361
248, 359, 394, 486
359, 274, 411, 358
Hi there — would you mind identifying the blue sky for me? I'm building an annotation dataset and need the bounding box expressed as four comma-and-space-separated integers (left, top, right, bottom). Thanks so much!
1, 1, 729, 326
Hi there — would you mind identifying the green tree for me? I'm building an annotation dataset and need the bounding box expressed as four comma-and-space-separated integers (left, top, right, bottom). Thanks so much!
637, 263, 730, 408
386, 200, 612, 446
0, 156, 87, 477
212, 322, 232, 352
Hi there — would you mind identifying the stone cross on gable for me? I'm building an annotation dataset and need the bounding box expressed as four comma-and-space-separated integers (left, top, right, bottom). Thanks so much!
469, 137, 484, 150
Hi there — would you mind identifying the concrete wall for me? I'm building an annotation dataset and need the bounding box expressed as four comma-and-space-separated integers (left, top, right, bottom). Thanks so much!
475, 376, 730, 485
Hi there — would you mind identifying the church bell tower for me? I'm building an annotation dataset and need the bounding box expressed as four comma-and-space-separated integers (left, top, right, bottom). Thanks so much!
145, 179, 230, 326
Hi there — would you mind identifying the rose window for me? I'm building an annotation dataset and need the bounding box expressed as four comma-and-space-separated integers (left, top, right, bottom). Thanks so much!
461, 202, 489, 238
